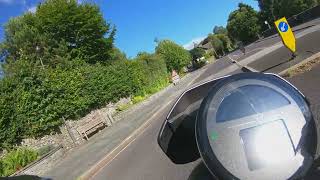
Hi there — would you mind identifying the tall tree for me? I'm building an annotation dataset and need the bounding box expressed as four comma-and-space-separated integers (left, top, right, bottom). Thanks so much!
1, 0, 115, 66
216, 34, 234, 52
36, 0, 115, 64
227, 3, 261, 44
211, 26, 234, 53
155, 40, 191, 73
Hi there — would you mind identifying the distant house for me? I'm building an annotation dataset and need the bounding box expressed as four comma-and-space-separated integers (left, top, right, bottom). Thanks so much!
196, 37, 214, 54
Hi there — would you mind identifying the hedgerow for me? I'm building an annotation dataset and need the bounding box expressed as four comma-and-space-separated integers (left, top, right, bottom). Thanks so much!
0, 56, 168, 149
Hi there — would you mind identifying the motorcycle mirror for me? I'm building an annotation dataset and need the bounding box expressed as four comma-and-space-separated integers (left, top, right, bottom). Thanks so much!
196, 73, 317, 180
158, 75, 229, 164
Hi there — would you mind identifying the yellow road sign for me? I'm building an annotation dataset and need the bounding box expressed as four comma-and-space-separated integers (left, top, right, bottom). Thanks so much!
274, 17, 296, 53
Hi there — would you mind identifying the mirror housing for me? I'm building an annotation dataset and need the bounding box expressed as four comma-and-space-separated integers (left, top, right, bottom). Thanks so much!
158, 76, 229, 164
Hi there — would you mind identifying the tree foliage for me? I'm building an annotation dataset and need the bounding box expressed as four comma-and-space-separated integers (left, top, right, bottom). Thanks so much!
155, 40, 191, 73
0, 0, 169, 150
189, 48, 206, 60
1, 0, 115, 66
0, 57, 168, 149
227, 3, 261, 43
213, 26, 228, 35
109, 47, 127, 61
207, 33, 233, 56
258, 0, 319, 24
209, 34, 224, 56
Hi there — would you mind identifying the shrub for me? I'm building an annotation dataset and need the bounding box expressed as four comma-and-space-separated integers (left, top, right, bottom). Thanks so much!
190, 48, 206, 61
204, 52, 213, 59
0, 148, 38, 177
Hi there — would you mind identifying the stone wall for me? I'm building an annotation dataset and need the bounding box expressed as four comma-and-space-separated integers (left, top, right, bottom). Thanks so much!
20, 97, 131, 150
7, 97, 132, 176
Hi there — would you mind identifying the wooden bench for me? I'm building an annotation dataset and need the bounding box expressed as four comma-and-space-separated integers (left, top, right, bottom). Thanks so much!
76, 115, 107, 140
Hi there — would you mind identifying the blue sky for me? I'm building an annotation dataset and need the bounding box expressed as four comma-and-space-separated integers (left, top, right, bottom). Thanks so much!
0, 0, 259, 58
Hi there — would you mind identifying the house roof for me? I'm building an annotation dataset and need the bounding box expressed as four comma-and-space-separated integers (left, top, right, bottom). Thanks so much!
200, 42, 212, 50
195, 37, 212, 50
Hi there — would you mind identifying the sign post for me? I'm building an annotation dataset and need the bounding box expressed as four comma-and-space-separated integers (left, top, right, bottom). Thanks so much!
274, 17, 296, 58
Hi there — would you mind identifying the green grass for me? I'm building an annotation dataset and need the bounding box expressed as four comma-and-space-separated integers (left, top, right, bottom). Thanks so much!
132, 95, 147, 104
282, 57, 320, 78
0, 148, 38, 176
117, 79, 170, 112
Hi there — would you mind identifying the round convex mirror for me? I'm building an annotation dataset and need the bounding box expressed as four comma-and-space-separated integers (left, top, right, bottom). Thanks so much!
196, 73, 317, 180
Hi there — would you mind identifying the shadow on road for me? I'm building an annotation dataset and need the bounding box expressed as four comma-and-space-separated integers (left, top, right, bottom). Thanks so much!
261, 58, 294, 73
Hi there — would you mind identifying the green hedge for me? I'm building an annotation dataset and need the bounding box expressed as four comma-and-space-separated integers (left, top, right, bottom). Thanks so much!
0, 148, 38, 177
0, 57, 168, 149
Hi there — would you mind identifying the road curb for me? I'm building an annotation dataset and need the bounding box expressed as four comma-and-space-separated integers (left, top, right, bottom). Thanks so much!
278, 52, 320, 76
227, 52, 320, 77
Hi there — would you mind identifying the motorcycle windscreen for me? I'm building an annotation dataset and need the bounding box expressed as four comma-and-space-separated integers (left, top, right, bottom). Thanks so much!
157, 76, 229, 164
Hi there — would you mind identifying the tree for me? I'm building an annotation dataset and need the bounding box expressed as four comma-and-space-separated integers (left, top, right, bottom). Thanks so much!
257, 0, 319, 25
36, 0, 115, 64
189, 48, 206, 60
155, 40, 191, 73
208, 34, 224, 56
0, 0, 115, 66
216, 34, 234, 52
227, 3, 261, 44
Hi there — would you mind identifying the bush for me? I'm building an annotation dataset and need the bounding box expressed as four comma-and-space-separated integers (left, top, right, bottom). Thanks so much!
190, 48, 206, 61
134, 53, 169, 95
0, 148, 38, 177
204, 51, 214, 59
193, 59, 207, 69
0, 56, 168, 149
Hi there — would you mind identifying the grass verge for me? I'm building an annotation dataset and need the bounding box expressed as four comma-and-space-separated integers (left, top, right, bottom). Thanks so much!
116, 80, 170, 113
282, 57, 320, 77
0, 148, 38, 177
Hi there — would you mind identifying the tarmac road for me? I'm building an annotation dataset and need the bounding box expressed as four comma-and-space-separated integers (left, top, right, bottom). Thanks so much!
91, 22, 320, 180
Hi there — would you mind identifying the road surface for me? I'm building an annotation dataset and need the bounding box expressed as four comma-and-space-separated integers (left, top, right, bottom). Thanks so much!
91, 21, 320, 180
